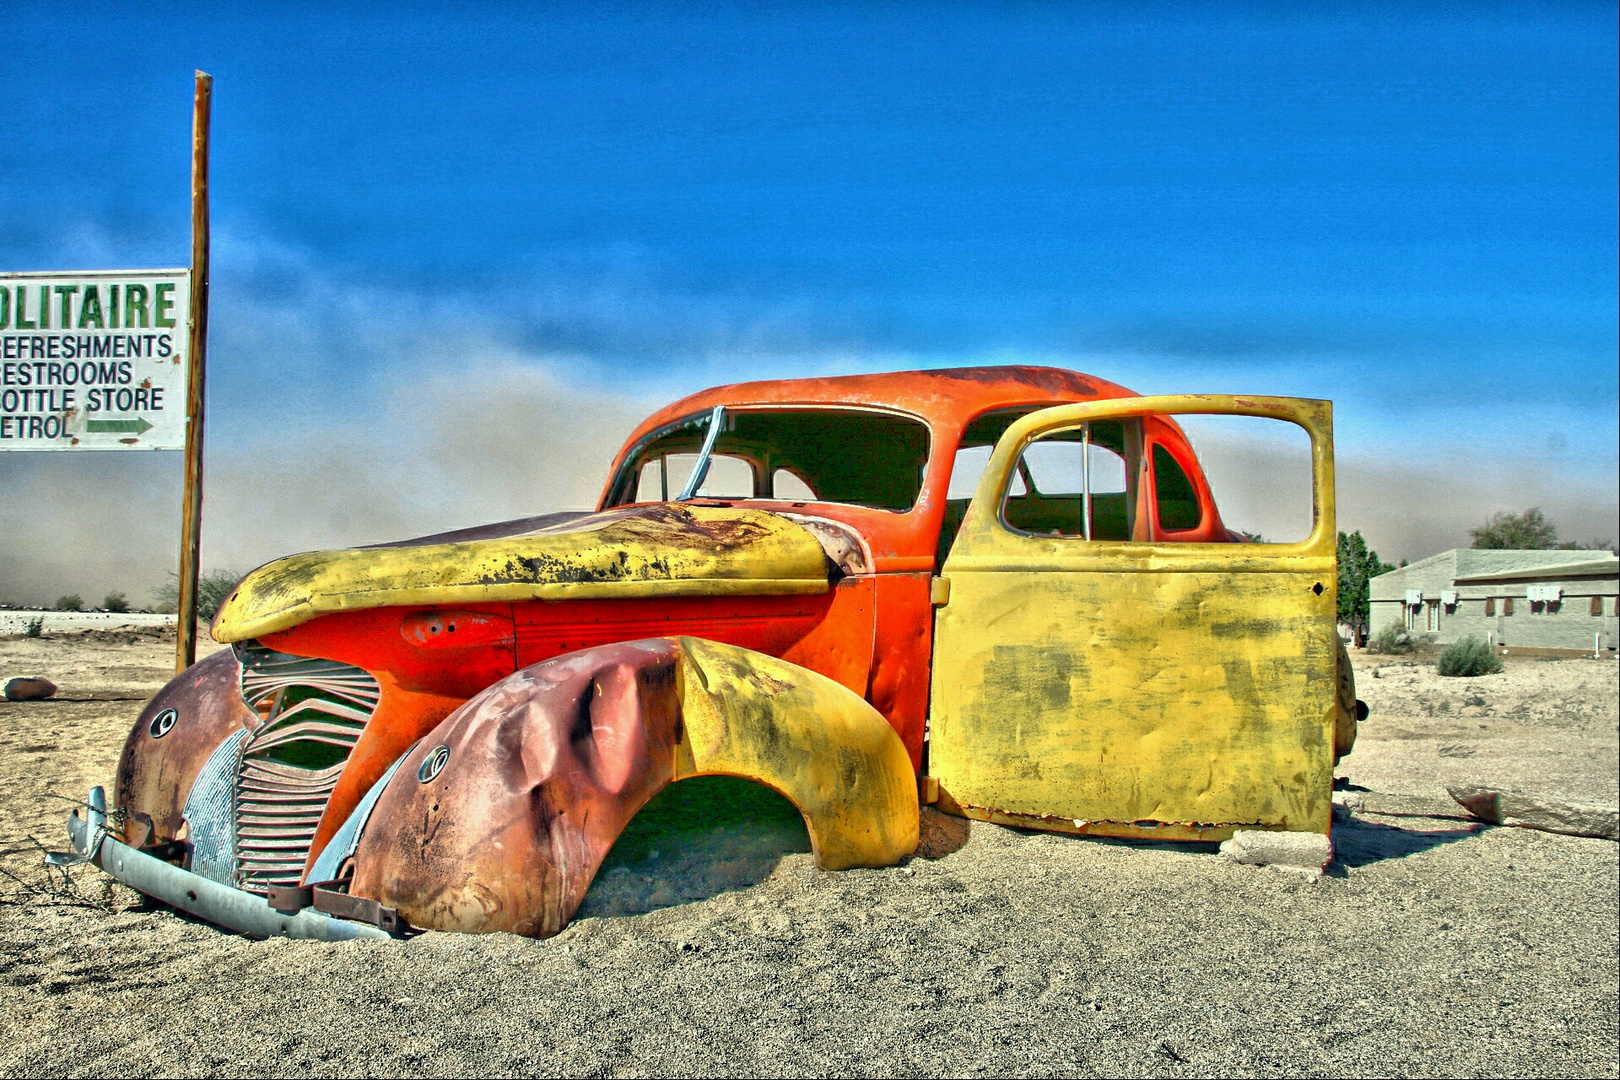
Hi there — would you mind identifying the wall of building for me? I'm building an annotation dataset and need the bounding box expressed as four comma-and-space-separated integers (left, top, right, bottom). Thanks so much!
1370, 550, 1619, 651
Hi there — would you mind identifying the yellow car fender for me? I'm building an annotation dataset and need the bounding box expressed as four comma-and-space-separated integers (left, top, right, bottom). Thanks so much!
673, 636, 919, 871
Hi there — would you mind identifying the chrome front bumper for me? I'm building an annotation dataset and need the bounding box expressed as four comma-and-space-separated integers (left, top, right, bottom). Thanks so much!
61, 786, 393, 943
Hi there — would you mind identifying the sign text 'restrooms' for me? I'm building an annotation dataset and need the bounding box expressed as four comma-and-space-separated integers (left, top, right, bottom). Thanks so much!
1, 270, 190, 451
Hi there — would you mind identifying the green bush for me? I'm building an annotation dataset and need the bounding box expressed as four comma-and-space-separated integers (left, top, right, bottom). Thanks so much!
1368, 624, 1422, 654
1438, 635, 1503, 677
54, 594, 83, 612
103, 591, 130, 613
152, 569, 242, 621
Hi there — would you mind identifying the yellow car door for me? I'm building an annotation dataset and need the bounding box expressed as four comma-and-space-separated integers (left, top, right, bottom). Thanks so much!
928, 395, 1338, 841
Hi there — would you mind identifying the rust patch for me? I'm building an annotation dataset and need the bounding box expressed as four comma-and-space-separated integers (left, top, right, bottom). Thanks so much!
944, 797, 1265, 843
350, 639, 685, 937
113, 648, 254, 843
925, 365, 1104, 399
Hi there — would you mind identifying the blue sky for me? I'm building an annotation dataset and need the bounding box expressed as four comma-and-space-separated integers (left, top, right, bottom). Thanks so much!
1, 2, 1616, 598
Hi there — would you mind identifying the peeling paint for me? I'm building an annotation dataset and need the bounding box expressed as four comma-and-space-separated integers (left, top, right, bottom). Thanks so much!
213, 504, 833, 643
931, 395, 1340, 839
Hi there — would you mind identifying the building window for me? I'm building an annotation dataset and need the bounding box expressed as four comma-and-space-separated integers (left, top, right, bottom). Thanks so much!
1593, 596, 1605, 616
1426, 600, 1441, 632
1484, 596, 1495, 617
1503, 597, 1514, 617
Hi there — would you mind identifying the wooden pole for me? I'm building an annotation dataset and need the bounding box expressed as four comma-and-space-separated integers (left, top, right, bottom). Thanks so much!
176, 71, 211, 673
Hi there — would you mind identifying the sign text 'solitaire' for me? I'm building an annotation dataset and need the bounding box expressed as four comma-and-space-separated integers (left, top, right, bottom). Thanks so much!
0, 270, 190, 450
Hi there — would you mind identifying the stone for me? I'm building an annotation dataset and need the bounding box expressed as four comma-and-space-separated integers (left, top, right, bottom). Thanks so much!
1219, 829, 1333, 874
1448, 785, 1618, 841
3, 677, 57, 701
1331, 792, 1366, 823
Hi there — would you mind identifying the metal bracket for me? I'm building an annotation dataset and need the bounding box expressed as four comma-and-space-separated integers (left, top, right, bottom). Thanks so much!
265, 883, 314, 915
266, 880, 409, 936
138, 840, 190, 864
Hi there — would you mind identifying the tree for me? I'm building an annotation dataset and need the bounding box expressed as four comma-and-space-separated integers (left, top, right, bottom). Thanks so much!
1557, 537, 1618, 554
1336, 530, 1394, 647
152, 569, 242, 621
1470, 507, 1557, 550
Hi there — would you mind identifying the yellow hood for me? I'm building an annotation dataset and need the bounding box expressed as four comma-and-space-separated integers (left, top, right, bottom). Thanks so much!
212, 504, 832, 643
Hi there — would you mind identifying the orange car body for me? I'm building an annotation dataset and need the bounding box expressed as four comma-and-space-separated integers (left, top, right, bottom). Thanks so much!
100, 365, 1292, 939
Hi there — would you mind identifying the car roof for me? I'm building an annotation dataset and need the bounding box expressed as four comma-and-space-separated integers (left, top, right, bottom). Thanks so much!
622, 365, 1139, 445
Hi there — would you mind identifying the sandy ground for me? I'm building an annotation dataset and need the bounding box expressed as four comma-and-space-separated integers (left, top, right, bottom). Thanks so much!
1, 630, 1615, 1078
0, 611, 176, 635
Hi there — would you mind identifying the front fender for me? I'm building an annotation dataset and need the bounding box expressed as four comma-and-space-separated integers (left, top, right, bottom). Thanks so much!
114, 648, 253, 846
1334, 637, 1361, 764
348, 636, 918, 937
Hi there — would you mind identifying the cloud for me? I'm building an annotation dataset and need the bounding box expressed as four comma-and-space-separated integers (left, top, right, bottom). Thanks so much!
1337, 453, 1619, 564
0, 352, 655, 608
1176, 417, 1618, 560
4, 225, 1615, 605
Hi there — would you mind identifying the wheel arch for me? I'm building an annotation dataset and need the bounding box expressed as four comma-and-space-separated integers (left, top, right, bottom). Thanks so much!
349, 636, 918, 936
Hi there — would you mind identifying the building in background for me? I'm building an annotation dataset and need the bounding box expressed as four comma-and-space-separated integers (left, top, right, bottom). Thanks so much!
1370, 550, 1618, 653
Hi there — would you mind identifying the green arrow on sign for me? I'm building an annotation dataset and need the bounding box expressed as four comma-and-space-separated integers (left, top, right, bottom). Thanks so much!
86, 417, 154, 435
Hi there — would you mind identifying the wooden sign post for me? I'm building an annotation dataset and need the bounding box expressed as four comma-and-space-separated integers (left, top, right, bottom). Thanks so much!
1, 74, 214, 668
176, 71, 212, 672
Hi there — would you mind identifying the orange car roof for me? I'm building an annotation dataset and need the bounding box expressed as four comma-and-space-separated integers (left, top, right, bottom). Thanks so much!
620, 365, 1140, 450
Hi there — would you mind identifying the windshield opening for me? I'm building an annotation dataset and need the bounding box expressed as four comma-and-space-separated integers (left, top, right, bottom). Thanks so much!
608, 408, 931, 512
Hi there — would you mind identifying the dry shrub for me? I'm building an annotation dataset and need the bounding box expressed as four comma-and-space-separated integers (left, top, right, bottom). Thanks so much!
1438, 635, 1503, 677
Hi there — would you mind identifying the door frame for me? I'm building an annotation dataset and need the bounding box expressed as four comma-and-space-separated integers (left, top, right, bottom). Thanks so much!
928, 394, 1338, 840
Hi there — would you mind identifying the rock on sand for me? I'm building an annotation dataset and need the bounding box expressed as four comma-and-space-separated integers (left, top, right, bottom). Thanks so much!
1218, 829, 1333, 875
1449, 784, 1619, 841
3, 677, 56, 701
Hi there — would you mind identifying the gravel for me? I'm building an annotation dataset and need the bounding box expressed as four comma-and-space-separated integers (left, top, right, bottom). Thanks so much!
1, 634, 1615, 1077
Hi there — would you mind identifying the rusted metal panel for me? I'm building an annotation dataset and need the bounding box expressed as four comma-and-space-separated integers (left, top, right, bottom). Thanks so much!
930, 395, 1340, 839
865, 572, 934, 772
213, 503, 833, 643
349, 637, 915, 936
510, 582, 876, 699
350, 640, 685, 936
114, 647, 253, 845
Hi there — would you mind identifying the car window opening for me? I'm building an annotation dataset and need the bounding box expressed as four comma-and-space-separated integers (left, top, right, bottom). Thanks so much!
612, 408, 931, 512
937, 407, 1046, 566
1152, 443, 1203, 532
1002, 419, 1141, 540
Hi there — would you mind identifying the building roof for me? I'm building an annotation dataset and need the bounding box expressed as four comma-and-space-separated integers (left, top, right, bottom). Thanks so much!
1372, 548, 1617, 590
1453, 554, 1618, 583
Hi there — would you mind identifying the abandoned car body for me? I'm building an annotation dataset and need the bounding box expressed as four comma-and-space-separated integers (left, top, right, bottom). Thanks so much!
66, 366, 1361, 939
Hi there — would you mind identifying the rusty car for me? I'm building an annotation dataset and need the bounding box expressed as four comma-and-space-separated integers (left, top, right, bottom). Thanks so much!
62, 365, 1361, 940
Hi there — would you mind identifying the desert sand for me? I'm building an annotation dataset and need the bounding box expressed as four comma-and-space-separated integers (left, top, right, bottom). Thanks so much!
1, 629, 1616, 1077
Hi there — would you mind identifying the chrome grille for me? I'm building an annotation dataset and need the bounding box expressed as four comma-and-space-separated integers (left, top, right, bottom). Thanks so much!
184, 729, 246, 887
233, 642, 380, 894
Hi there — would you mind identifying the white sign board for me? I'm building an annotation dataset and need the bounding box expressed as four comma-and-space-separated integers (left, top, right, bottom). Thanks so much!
1, 269, 190, 450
